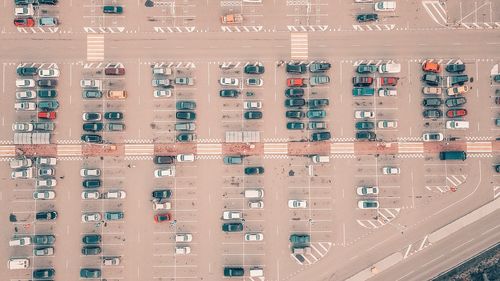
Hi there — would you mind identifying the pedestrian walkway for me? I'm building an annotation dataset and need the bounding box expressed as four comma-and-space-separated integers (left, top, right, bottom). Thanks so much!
290, 33, 308, 60
87, 34, 104, 61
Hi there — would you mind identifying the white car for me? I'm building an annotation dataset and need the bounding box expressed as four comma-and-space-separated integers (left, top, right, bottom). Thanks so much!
175, 246, 191, 255
175, 233, 193, 242
377, 120, 398, 128
288, 199, 307, 208
244, 233, 264, 241
36, 157, 57, 166
33, 191, 56, 200
248, 200, 264, 209
246, 78, 263, 86
378, 88, 397, 97
10, 158, 32, 169
11, 169, 33, 179
243, 101, 262, 109
222, 211, 243, 220
15, 4, 34, 16
80, 79, 102, 88
103, 257, 121, 266
16, 90, 36, 100
382, 166, 400, 175
81, 191, 100, 200
422, 132, 444, 142
153, 200, 171, 210
356, 186, 379, 196
80, 168, 101, 177
35, 179, 57, 188
154, 167, 175, 178
374, 1, 396, 11
176, 154, 195, 162
153, 89, 172, 98
219, 77, 239, 86
9, 237, 31, 247
38, 69, 60, 78
354, 110, 375, 119
82, 213, 102, 222
16, 79, 36, 88
12, 123, 34, 132
103, 190, 127, 199
14, 102, 36, 111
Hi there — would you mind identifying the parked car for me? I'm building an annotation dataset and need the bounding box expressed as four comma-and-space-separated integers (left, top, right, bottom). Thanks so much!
16, 79, 35, 88
103, 5, 123, 13
38, 100, 59, 111
285, 88, 305, 97
357, 186, 379, 195
352, 76, 373, 87
82, 234, 101, 244
154, 156, 174, 165
223, 156, 243, 165
12, 122, 33, 132
306, 110, 326, 119
38, 89, 57, 98
352, 87, 375, 96
445, 97, 467, 107
286, 110, 305, 119
38, 17, 58, 26
152, 189, 172, 199
36, 211, 58, 221
422, 87, 442, 95
374, 1, 396, 11
288, 199, 307, 208
446, 85, 470, 96
422, 74, 441, 86
104, 112, 123, 120
308, 121, 327, 130
177, 133, 195, 142
104, 211, 124, 221
80, 268, 101, 279
243, 101, 262, 109
244, 166, 264, 175
176, 111, 196, 120
220, 89, 240, 97
356, 13, 378, 23
153, 89, 172, 98
358, 200, 379, 209
244, 65, 265, 74
285, 98, 306, 108
83, 112, 101, 121
83, 123, 104, 132
355, 121, 375, 130
286, 122, 305, 130
423, 109, 442, 118
82, 90, 102, 99
287, 78, 306, 87
378, 88, 397, 96
308, 99, 329, 108
219, 77, 239, 86
422, 98, 442, 107
446, 108, 467, 118
422, 132, 444, 142
154, 167, 175, 178
446, 63, 466, 73
356, 131, 376, 140
246, 78, 263, 86
354, 110, 375, 119
14, 17, 35, 27
33, 269, 55, 279
309, 75, 330, 86
104, 65, 125, 75
286, 62, 307, 74
311, 131, 331, 141
377, 120, 398, 128
16, 90, 36, 99
38, 111, 56, 119
309, 62, 331, 73
83, 179, 101, 188
244, 111, 263, 120
222, 223, 244, 232
356, 64, 377, 74
379, 77, 398, 86
37, 79, 57, 88
16, 66, 37, 76
176, 101, 196, 110
38, 69, 59, 78
422, 60, 441, 73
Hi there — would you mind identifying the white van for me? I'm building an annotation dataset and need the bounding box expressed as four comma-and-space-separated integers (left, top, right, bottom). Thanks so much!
311, 155, 329, 163
8, 258, 29, 270
249, 267, 264, 277
244, 188, 264, 199
378, 63, 401, 73
446, 120, 469, 129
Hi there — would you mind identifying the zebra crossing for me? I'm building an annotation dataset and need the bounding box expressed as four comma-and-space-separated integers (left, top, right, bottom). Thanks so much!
123, 155, 154, 161
422, 0, 448, 26
465, 136, 493, 141
0, 140, 14, 145
264, 143, 288, 154
397, 136, 423, 142
221, 26, 263, 32
196, 138, 222, 143
290, 242, 331, 265
195, 155, 222, 160
290, 33, 308, 60
263, 154, 289, 159
461, 22, 500, 29
56, 139, 82, 144
402, 235, 431, 259
153, 26, 196, 33
151, 61, 196, 69
17, 27, 59, 33
352, 24, 395, 31
263, 138, 289, 143
287, 25, 329, 32
331, 137, 356, 142
86, 34, 104, 62
467, 153, 493, 158
57, 156, 85, 161
357, 208, 401, 229
396, 153, 425, 159
124, 139, 154, 144
330, 154, 356, 159
84, 27, 125, 33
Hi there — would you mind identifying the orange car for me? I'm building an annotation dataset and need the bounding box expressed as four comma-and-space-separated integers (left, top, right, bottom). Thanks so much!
422, 61, 441, 73
287, 78, 306, 87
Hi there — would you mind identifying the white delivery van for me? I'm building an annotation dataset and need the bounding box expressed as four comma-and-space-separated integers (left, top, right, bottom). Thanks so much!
244, 188, 264, 199
378, 63, 401, 73
311, 155, 329, 163
249, 267, 264, 277
446, 120, 469, 129
8, 258, 29, 269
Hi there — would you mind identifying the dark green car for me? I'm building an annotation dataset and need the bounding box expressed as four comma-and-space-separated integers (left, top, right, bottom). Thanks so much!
176, 101, 196, 110
244, 166, 264, 175
311, 131, 331, 142
82, 179, 101, 188
82, 234, 101, 244
287, 122, 305, 130
17, 66, 38, 76
244, 65, 265, 74
222, 223, 243, 232
356, 64, 378, 74
355, 121, 375, 130
38, 89, 57, 98
83, 122, 104, 132
176, 111, 196, 120
104, 211, 124, 221
306, 110, 326, 119
290, 234, 310, 244
81, 134, 102, 143
356, 131, 376, 141
104, 112, 123, 120
220, 89, 240, 97
38, 100, 59, 111
177, 133, 195, 142
103, 5, 123, 13
352, 87, 375, 96
224, 267, 244, 277
80, 268, 101, 278
33, 268, 55, 279
244, 111, 262, 120
82, 90, 102, 99
285, 98, 306, 108
286, 110, 305, 119
36, 211, 58, 221
81, 246, 101, 255
152, 190, 172, 199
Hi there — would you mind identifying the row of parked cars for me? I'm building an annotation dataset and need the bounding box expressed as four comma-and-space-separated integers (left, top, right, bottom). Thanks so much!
13, 0, 58, 27
421, 60, 470, 127
8, 156, 58, 279
352, 62, 401, 140
81, 64, 127, 143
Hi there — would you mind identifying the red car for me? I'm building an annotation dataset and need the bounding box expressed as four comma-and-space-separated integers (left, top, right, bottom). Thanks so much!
287, 78, 306, 87
379, 77, 399, 86
104, 67, 125, 76
14, 18, 35, 27
38, 111, 57, 119
154, 213, 171, 223
446, 109, 467, 118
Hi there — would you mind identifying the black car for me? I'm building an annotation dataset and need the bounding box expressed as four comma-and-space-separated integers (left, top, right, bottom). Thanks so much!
39, 0, 58, 4
154, 156, 174, 165
82, 246, 101, 255
285, 88, 305, 97
38, 89, 57, 98
80, 268, 101, 278
286, 110, 305, 119
244, 111, 263, 120
311, 131, 331, 142
177, 133, 195, 142
356, 13, 378, 23
82, 179, 101, 188
287, 122, 305, 130
104, 112, 123, 120
222, 223, 244, 232
37, 79, 57, 88
81, 134, 102, 143
83, 122, 104, 132
36, 211, 58, 221
152, 189, 172, 199
176, 111, 196, 120
423, 109, 442, 118
16, 66, 37, 76
286, 63, 307, 74
422, 74, 441, 86
220, 89, 240, 98
244, 166, 264, 175
285, 98, 306, 108
352, 76, 373, 87
244, 65, 265, 74
33, 268, 55, 279
422, 98, 442, 107
356, 131, 377, 141
445, 63, 466, 73
82, 234, 101, 244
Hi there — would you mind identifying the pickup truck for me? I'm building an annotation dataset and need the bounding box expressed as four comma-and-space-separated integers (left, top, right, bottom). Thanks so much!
221, 14, 243, 24
175, 77, 194, 85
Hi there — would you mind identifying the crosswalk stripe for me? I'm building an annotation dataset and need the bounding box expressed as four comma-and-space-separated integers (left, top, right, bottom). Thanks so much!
290, 33, 308, 60
87, 34, 104, 61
